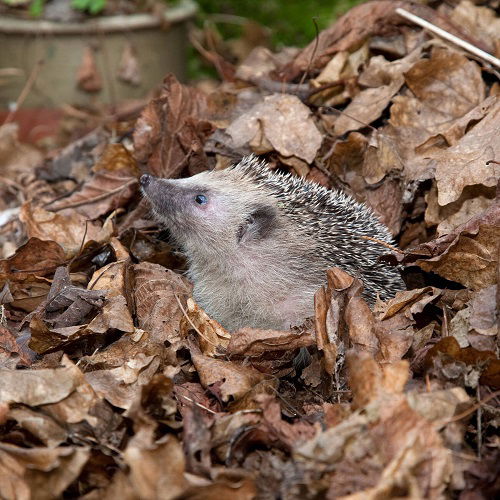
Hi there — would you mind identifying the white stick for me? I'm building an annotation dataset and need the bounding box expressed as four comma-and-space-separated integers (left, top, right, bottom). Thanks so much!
395, 7, 500, 70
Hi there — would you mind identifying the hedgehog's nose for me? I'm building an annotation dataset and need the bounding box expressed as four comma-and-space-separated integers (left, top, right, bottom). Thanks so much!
140, 174, 152, 188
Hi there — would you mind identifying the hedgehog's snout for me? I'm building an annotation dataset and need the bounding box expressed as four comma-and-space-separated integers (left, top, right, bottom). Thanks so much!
140, 176, 183, 219
140, 174, 152, 188
140, 174, 162, 206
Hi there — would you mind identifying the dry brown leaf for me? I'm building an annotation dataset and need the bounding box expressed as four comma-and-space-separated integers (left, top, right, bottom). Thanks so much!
117, 42, 141, 86
179, 399, 213, 474
404, 48, 485, 125
180, 298, 231, 357
0, 123, 43, 178
424, 182, 496, 238
256, 394, 317, 449
235, 46, 284, 82
450, 0, 500, 53
225, 93, 322, 163
437, 197, 494, 238
407, 387, 470, 423
334, 49, 422, 135
329, 396, 452, 499
419, 204, 499, 290
296, 353, 452, 498
85, 353, 161, 410
0, 443, 89, 500
133, 74, 214, 177
85, 294, 134, 335
386, 48, 488, 188
432, 98, 500, 206
20, 203, 114, 259
399, 201, 500, 290
324, 131, 368, 185
87, 259, 130, 298
35, 127, 110, 183
420, 95, 498, 151
424, 336, 499, 389
191, 353, 268, 403
7, 407, 68, 447
123, 430, 187, 500
185, 474, 257, 499
314, 281, 342, 376
279, 0, 405, 81
227, 326, 315, 357
469, 285, 497, 337
226, 324, 315, 376
364, 179, 403, 235
5, 278, 52, 313
0, 237, 65, 282
134, 262, 192, 345
0, 326, 33, 368
0, 361, 81, 406
375, 287, 442, 321
419, 223, 498, 290
47, 144, 139, 219
362, 127, 406, 185
77, 46, 102, 93
315, 268, 412, 366
38, 356, 113, 429
28, 265, 133, 354
0, 238, 65, 312
347, 351, 409, 408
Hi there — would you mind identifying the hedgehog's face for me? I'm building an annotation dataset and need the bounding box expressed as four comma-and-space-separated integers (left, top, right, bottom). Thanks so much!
140, 171, 278, 254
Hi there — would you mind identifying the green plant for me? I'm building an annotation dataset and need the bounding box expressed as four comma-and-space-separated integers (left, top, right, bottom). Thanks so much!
0, 0, 108, 17
28, 0, 44, 16
71, 0, 106, 15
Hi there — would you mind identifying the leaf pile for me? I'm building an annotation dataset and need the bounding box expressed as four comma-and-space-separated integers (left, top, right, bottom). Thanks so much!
0, 1, 499, 498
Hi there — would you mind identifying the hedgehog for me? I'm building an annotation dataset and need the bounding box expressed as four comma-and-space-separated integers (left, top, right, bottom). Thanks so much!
140, 155, 404, 331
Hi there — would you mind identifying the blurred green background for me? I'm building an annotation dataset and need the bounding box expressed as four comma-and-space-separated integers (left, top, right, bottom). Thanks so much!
190, 0, 365, 78
195, 0, 364, 46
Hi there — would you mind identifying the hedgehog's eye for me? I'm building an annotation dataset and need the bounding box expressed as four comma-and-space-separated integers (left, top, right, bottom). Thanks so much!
194, 194, 207, 205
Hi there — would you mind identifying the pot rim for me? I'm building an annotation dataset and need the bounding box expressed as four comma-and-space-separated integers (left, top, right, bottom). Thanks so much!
0, 0, 197, 34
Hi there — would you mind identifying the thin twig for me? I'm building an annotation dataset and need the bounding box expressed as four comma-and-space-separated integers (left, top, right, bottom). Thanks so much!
177, 393, 218, 415
76, 220, 90, 260
3, 59, 44, 125
306, 79, 347, 100
476, 385, 482, 459
299, 17, 320, 86
449, 450, 481, 462
42, 183, 84, 209
360, 235, 404, 254
47, 179, 137, 212
270, 385, 304, 418
173, 293, 219, 348
97, 27, 117, 111
396, 8, 500, 69
319, 105, 378, 133
438, 390, 500, 425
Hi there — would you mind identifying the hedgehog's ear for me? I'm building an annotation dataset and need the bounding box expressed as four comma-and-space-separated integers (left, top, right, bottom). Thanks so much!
237, 205, 276, 243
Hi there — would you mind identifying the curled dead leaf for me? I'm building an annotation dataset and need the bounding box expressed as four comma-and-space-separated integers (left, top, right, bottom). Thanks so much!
77, 46, 102, 93
117, 42, 141, 86
180, 298, 231, 357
